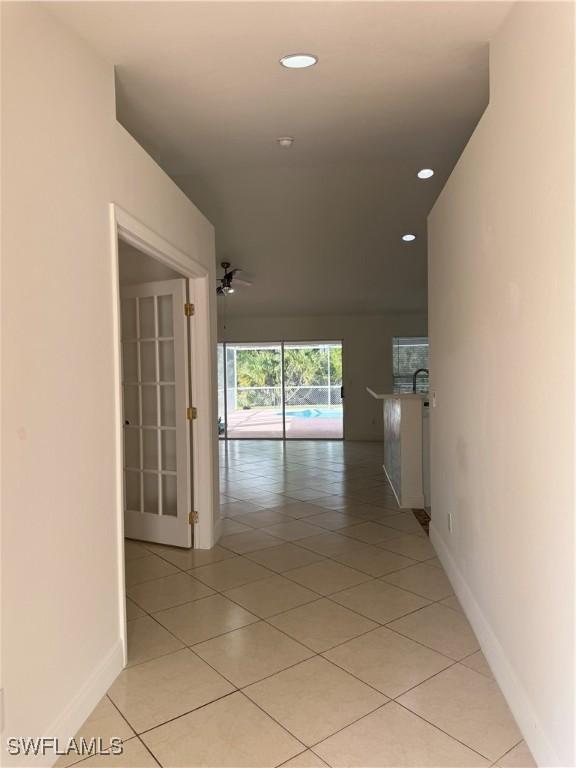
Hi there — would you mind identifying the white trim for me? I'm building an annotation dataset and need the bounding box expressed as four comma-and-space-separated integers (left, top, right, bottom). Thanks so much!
108, 209, 128, 667
430, 523, 561, 768
399, 493, 425, 508
189, 274, 218, 548
115, 209, 208, 280
213, 515, 223, 547
28, 642, 124, 768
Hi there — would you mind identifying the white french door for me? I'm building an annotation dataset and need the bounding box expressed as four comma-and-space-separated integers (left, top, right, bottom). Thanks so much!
120, 279, 192, 547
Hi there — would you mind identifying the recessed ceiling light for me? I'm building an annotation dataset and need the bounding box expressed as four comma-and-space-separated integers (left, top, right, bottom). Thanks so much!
277, 136, 295, 149
417, 168, 434, 179
280, 53, 318, 69
402, 234, 416, 242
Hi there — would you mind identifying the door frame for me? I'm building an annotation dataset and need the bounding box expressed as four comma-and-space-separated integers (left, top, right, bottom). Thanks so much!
110, 204, 216, 665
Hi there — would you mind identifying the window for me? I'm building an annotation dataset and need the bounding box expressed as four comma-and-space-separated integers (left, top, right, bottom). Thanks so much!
392, 336, 429, 393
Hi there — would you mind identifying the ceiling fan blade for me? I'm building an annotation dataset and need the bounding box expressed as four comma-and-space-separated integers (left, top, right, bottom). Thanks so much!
233, 278, 253, 286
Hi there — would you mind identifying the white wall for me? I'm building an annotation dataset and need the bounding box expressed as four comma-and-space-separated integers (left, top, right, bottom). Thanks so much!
220, 312, 427, 441
428, 4, 574, 766
1, 4, 217, 763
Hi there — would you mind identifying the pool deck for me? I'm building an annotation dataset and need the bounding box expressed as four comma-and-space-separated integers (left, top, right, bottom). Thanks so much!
225, 407, 343, 439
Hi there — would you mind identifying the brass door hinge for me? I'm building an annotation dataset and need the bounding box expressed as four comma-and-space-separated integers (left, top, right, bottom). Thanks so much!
184, 303, 195, 317
186, 406, 198, 420
189, 510, 199, 524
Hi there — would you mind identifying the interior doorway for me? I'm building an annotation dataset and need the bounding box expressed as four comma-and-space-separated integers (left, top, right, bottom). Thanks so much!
118, 241, 194, 548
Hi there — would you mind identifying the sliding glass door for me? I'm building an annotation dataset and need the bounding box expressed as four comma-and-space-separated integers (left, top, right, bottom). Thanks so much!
218, 341, 343, 440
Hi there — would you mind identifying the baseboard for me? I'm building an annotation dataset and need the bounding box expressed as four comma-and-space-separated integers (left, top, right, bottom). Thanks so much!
213, 514, 222, 546
400, 494, 425, 509
8, 641, 125, 767
430, 524, 562, 768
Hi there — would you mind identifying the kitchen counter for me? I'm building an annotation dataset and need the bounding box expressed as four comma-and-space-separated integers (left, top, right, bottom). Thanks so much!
367, 388, 430, 509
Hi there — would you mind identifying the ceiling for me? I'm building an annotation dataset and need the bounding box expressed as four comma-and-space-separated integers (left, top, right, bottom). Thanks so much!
52, 1, 511, 317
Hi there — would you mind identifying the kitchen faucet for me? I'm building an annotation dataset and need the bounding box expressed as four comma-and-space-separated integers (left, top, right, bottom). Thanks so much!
412, 368, 429, 393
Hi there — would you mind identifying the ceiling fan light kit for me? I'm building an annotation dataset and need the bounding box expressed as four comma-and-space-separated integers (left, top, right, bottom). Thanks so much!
216, 261, 252, 296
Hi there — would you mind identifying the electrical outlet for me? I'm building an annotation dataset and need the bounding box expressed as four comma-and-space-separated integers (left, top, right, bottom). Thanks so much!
447, 512, 453, 533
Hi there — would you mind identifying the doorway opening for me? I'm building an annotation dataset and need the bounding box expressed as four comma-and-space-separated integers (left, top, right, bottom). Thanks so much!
111, 204, 215, 664
218, 340, 343, 439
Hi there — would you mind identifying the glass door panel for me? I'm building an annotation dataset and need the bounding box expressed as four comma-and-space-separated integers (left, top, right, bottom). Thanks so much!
284, 342, 343, 439
225, 343, 283, 438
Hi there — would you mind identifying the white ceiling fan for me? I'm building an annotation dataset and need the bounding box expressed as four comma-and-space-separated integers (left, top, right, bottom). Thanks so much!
216, 261, 253, 296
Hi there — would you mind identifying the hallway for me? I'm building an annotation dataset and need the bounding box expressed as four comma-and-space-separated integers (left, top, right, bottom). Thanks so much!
68, 442, 532, 767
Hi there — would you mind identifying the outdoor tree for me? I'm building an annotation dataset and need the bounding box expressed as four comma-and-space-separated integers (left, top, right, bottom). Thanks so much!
233, 344, 342, 408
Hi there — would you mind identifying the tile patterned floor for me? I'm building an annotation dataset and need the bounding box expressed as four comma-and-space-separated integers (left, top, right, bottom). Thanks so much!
63, 441, 536, 767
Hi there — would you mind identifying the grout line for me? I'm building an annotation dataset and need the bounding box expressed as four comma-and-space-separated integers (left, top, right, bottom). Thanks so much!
136, 735, 163, 767
236, 689, 311, 753
135, 689, 239, 738
393, 700, 497, 762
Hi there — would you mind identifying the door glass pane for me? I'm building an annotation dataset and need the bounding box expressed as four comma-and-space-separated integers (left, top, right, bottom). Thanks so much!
143, 473, 159, 515
122, 342, 138, 382
225, 343, 283, 438
124, 428, 140, 469
140, 341, 157, 382
159, 340, 175, 382
142, 429, 158, 470
162, 474, 177, 517
284, 342, 343, 439
123, 385, 140, 426
141, 386, 158, 426
157, 295, 173, 337
121, 299, 137, 340
161, 429, 177, 471
125, 470, 141, 511
139, 297, 155, 338
160, 385, 176, 427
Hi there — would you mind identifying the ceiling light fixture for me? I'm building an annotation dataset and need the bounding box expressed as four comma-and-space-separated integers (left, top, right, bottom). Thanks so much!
280, 53, 318, 69
277, 136, 295, 149
402, 234, 416, 242
417, 168, 434, 179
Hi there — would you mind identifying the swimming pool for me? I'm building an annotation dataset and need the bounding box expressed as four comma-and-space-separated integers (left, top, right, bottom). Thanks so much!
280, 408, 343, 419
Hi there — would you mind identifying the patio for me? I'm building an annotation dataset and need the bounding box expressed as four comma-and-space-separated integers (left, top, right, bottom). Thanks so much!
225, 406, 343, 439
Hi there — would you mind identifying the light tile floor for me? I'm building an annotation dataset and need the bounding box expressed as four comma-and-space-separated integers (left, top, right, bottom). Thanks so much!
64, 441, 536, 767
